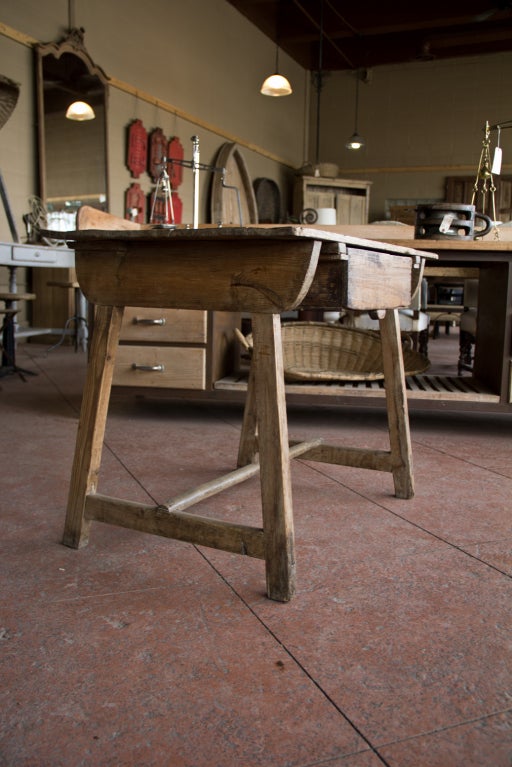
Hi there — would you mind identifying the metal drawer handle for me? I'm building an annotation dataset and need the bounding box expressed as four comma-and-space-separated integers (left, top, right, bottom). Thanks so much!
131, 363, 165, 372
133, 317, 166, 326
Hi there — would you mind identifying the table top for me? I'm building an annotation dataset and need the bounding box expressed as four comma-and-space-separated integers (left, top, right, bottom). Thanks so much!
297, 223, 512, 253
386, 237, 512, 252
61, 224, 435, 261
65, 224, 436, 314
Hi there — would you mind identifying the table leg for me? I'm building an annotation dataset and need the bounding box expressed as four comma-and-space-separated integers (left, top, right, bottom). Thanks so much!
251, 313, 296, 601
379, 309, 414, 499
62, 305, 124, 548
237, 356, 259, 466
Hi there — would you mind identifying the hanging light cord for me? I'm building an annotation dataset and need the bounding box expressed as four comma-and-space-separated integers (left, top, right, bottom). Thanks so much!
314, 0, 324, 166
353, 72, 360, 133
68, 0, 75, 29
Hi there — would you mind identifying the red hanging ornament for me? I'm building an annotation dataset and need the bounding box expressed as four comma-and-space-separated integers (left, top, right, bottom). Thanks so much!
149, 189, 168, 224
149, 127, 167, 182
126, 119, 148, 179
167, 136, 184, 188
171, 191, 183, 224
125, 182, 146, 223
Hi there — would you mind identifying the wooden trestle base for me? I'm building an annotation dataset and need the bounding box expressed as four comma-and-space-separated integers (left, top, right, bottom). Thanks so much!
62, 308, 413, 603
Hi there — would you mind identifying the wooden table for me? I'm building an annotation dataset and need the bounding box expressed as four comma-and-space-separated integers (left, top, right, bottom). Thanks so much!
0, 240, 79, 343
266, 225, 511, 414
62, 223, 434, 601
0, 240, 74, 272
399, 239, 512, 409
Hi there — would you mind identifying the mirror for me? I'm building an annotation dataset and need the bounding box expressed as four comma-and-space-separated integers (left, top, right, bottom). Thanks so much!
35, 28, 108, 232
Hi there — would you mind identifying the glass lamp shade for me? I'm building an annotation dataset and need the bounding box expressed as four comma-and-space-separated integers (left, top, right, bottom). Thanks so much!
260, 73, 293, 97
345, 132, 365, 150
65, 100, 95, 121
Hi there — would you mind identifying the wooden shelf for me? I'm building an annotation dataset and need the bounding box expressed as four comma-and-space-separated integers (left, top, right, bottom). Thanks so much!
293, 176, 372, 224
215, 372, 501, 410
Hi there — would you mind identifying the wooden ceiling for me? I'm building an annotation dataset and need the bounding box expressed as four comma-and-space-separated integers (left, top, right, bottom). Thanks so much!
226, 0, 512, 71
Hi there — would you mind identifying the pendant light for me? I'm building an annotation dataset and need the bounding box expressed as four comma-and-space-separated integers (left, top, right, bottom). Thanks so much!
66, 100, 95, 121
260, 43, 292, 97
64, 1, 95, 120
345, 71, 365, 150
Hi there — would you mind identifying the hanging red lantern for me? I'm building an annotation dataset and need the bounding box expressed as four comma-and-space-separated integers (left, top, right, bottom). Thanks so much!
171, 191, 183, 224
149, 127, 167, 182
167, 136, 184, 188
126, 119, 147, 179
125, 182, 146, 223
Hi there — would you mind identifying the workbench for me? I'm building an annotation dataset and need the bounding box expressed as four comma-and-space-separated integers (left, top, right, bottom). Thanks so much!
62, 219, 434, 600
398, 238, 512, 411
0, 240, 78, 340
348, 227, 512, 412
0, 241, 74, 271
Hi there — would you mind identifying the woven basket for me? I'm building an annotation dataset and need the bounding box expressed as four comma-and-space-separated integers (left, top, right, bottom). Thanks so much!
0, 76, 20, 131
238, 322, 430, 382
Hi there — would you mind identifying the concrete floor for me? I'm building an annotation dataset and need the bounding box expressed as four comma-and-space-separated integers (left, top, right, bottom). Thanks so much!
1, 338, 511, 767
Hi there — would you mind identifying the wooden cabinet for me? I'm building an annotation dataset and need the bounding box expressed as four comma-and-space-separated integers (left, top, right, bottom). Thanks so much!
445, 175, 512, 222
113, 308, 239, 390
293, 176, 372, 224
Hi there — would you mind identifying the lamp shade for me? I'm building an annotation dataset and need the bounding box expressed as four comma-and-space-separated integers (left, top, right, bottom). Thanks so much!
345, 132, 365, 150
260, 73, 293, 97
65, 100, 95, 121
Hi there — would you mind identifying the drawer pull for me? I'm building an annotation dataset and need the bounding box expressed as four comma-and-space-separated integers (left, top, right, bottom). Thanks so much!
133, 317, 166, 326
131, 363, 165, 372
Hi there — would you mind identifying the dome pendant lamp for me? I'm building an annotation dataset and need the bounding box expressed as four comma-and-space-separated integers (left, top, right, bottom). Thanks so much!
66, 100, 95, 121
345, 71, 365, 150
260, 44, 292, 97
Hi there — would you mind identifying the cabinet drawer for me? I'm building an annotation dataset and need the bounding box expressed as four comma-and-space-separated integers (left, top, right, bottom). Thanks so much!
113, 346, 206, 389
120, 308, 207, 343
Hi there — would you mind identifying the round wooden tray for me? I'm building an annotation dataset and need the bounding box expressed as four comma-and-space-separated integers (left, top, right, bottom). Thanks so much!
210, 142, 258, 226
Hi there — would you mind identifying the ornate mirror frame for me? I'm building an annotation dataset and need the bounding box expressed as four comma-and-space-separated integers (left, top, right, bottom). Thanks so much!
35, 27, 109, 225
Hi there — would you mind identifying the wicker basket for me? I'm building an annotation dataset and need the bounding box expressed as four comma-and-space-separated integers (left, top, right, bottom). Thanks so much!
237, 322, 430, 382
0, 76, 20, 131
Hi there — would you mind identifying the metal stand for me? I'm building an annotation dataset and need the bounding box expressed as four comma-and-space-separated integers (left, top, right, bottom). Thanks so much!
0, 295, 37, 379
150, 136, 243, 228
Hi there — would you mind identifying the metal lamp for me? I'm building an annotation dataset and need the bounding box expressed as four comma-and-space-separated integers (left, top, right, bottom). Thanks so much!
345, 72, 365, 150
